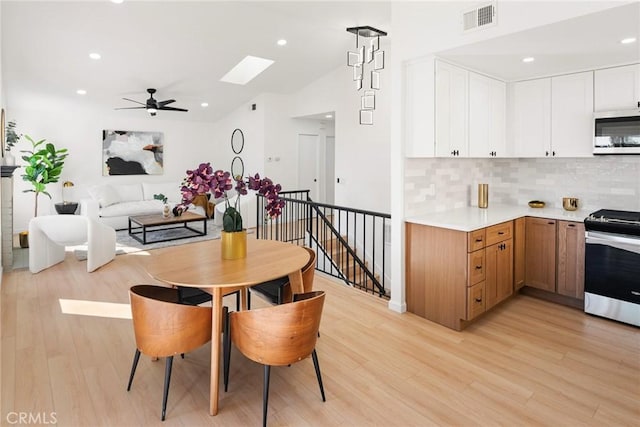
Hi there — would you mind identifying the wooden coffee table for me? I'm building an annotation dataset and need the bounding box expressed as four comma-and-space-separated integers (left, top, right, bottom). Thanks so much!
128, 211, 207, 244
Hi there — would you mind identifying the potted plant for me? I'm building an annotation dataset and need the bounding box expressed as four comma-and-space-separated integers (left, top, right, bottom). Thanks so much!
21, 135, 69, 218
4, 119, 21, 166
178, 162, 284, 259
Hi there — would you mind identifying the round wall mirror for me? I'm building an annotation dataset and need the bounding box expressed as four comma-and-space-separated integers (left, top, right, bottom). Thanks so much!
231, 128, 244, 154
231, 156, 245, 181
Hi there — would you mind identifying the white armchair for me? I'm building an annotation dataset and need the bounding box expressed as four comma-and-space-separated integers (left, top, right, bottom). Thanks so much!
29, 215, 117, 273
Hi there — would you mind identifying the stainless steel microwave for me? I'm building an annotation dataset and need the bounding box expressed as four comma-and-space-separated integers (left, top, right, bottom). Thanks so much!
594, 109, 640, 154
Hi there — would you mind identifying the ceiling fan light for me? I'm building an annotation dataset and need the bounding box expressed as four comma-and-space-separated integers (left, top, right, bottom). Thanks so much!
147, 108, 158, 114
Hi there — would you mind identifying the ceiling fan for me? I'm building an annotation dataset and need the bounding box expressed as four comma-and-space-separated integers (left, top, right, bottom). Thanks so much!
115, 88, 188, 116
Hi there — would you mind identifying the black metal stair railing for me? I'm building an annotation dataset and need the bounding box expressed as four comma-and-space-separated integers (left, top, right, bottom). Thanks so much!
255, 190, 390, 299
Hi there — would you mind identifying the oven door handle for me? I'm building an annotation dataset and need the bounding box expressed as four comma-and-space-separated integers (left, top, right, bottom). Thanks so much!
586, 232, 640, 254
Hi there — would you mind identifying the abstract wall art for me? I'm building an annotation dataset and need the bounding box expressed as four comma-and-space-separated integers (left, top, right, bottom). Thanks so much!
102, 130, 164, 175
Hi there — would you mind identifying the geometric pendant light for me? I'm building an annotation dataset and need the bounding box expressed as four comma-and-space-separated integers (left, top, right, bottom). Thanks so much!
346, 26, 387, 125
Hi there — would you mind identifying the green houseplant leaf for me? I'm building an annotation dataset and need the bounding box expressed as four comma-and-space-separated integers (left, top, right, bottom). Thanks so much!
21, 135, 69, 218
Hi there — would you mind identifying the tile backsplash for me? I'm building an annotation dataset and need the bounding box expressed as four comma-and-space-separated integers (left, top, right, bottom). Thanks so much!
405, 156, 640, 217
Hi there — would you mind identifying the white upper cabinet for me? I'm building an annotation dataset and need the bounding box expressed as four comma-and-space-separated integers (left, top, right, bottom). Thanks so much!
468, 73, 506, 158
435, 60, 468, 157
405, 56, 435, 157
551, 71, 594, 157
509, 78, 551, 157
594, 64, 640, 111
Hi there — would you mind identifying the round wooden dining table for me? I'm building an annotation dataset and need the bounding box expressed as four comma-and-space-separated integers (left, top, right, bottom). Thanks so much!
145, 237, 310, 416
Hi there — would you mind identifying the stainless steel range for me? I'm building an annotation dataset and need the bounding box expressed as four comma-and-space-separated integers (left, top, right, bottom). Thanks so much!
584, 209, 640, 327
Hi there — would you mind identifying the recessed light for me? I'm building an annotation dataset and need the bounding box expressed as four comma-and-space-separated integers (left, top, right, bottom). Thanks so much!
325, 114, 333, 118
522, 57, 535, 63
277, 39, 287, 46
220, 55, 275, 85
201, 102, 209, 108
621, 37, 637, 44
89, 52, 101, 60
110, 0, 124, 4
76, 89, 87, 95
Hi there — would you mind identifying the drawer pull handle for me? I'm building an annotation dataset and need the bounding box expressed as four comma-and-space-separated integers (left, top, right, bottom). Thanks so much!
548, 222, 555, 225
475, 238, 483, 242
475, 298, 482, 303
568, 224, 575, 227
498, 231, 505, 235
475, 265, 482, 270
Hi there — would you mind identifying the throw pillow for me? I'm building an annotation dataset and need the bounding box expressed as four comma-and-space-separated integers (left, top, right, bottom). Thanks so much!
88, 185, 120, 208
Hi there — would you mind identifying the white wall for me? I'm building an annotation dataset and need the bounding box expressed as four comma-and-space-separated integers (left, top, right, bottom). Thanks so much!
289, 58, 391, 214
8, 98, 218, 232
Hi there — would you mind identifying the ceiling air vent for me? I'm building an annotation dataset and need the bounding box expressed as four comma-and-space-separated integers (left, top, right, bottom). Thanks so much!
463, 2, 496, 32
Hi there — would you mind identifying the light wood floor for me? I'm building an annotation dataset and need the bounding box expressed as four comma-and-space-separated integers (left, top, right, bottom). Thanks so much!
1, 243, 638, 426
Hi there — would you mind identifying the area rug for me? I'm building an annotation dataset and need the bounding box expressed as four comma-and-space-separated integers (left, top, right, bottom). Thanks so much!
74, 220, 234, 259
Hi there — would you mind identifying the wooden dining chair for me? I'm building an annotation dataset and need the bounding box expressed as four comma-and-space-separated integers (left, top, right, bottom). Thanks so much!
223, 290, 326, 427
248, 246, 316, 308
177, 286, 241, 311
127, 284, 213, 421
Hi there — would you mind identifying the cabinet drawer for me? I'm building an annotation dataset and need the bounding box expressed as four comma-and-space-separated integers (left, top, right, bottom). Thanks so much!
467, 281, 486, 320
468, 250, 486, 286
468, 229, 486, 252
486, 221, 513, 246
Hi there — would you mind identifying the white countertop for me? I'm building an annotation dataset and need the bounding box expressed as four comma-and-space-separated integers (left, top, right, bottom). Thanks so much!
405, 204, 588, 232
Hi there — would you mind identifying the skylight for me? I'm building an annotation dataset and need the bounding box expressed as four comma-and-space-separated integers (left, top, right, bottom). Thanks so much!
220, 55, 274, 85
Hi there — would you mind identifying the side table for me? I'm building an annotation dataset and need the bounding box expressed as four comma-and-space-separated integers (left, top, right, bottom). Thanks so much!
55, 202, 78, 215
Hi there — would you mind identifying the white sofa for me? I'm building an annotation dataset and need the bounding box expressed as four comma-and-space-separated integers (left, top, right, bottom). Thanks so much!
80, 182, 205, 230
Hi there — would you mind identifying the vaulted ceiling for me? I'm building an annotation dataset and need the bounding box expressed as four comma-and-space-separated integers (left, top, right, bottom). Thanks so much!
2, 1, 391, 122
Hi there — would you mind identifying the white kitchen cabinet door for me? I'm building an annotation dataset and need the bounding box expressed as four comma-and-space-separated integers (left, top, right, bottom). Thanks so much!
509, 78, 551, 157
594, 64, 640, 111
405, 56, 435, 157
469, 72, 506, 158
435, 60, 468, 157
551, 71, 594, 157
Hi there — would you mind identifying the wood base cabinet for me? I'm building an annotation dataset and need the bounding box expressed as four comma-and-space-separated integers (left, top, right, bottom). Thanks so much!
406, 221, 513, 331
485, 239, 513, 309
524, 217, 585, 301
557, 221, 585, 298
525, 217, 557, 291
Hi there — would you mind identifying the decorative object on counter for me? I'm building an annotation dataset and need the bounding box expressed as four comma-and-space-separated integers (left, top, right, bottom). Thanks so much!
178, 162, 284, 259
562, 197, 579, 211
346, 26, 387, 125
478, 183, 488, 208
528, 200, 546, 208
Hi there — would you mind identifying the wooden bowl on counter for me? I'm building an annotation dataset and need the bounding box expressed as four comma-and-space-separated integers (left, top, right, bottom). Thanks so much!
528, 200, 546, 208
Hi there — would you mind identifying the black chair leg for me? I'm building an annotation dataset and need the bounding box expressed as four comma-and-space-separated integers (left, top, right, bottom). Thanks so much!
247, 290, 251, 310
126, 349, 141, 391
263, 365, 271, 427
223, 307, 231, 392
161, 356, 174, 421
235, 290, 240, 312
311, 349, 326, 402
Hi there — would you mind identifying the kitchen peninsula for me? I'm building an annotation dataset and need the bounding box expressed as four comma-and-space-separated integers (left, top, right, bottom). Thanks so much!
406, 205, 587, 330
